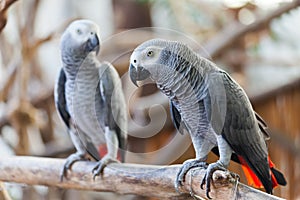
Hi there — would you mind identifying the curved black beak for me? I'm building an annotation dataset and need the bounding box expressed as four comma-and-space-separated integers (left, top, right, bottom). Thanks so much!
87, 34, 100, 54
129, 64, 150, 87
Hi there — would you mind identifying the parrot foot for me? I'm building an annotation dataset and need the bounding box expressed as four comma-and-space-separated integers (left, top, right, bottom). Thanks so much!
92, 155, 119, 180
60, 152, 86, 182
175, 159, 207, 192
200, 161, 230, 199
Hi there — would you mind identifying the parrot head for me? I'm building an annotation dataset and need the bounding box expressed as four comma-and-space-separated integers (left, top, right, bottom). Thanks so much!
61, 19, 100, 58
129, 39, 172, 86
129, 39, 190, 87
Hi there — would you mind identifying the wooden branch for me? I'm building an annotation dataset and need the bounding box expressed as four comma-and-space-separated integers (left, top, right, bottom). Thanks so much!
0, 60, 18, 102
0, 156, 284, 200
203, 0, 300, 59
0, 0, 19, 32
0, 181, 12, 200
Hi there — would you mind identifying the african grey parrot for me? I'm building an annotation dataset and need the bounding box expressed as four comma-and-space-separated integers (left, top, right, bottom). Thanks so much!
129, 39, 286, 198
55, 20, 127, 180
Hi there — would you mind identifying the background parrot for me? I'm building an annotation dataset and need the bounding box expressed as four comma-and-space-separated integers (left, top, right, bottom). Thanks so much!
55, 19, 127, 180
129, 38, 286, 198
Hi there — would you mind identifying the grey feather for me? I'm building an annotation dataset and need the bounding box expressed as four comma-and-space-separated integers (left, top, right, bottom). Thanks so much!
56, 20, 127, 180
54, 68, 70, 128
98, 62, 127, 162
129, 38, 285, 194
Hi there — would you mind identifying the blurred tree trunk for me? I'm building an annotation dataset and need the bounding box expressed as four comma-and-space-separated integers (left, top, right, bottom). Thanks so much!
113, 0, 152, 29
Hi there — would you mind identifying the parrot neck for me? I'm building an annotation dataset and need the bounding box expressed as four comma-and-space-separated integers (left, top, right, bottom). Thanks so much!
156, 46, 211, 104
62, 52, 98, 80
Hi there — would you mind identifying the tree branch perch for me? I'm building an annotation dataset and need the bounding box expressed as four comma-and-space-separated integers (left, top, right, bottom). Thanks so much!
0, 156, 284, 200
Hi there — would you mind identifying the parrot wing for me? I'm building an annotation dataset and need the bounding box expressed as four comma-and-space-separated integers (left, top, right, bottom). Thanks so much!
211, 112, 270, 163
255, 112, 270, 140
55, 68, 70, 128
210, 110, 286, 187
55, 68, 100, 161
204, 70, 273, 193
169, 100, 189, 135
98, 62, 127, 162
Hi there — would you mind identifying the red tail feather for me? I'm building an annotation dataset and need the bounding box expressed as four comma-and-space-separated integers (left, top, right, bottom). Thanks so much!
238, 156, 264, 188
98, 144, 122, 161
238, 156, 278, 189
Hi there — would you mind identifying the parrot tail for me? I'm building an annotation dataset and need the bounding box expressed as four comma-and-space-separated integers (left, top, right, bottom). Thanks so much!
238, 156, 287, 189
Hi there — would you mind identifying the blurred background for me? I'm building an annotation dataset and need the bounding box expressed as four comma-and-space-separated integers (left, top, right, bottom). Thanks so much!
0, 0, 299, 199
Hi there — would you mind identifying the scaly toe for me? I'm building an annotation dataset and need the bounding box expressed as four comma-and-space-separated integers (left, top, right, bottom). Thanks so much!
92, 156, 118, 180
92, 163, 105, 180
201, 161, 227, 199
60, 153, 86, 182
175, 159, 207, 192
200, 173, 207, 190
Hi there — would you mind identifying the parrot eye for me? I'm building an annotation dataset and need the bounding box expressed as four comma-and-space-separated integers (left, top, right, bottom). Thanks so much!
147, 50, 154, 57
76, 29, 82, 35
